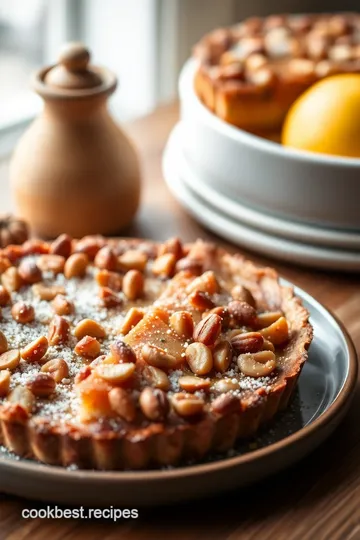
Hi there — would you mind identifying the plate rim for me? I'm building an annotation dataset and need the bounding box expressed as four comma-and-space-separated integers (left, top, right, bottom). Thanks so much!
0, 286, 357, 485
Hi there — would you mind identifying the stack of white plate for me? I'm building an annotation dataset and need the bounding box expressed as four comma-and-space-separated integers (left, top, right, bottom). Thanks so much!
162, 60, 360, 272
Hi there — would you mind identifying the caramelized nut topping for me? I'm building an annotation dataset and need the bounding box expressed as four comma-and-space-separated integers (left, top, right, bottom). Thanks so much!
0, 255, 12, 274
238, 350, 276, 377
186, 271, 220, 295
33, 283, 66, 301
21, 336, 48, 363
256, 311, 283, 329
98, 286, 122, 308
11, 301, 35, 323
142, 365, 170, 391
230, 331, 264, 354
41, 358, 69, 383
74, 319, 106, 340
0, 349, 20, 371
172, 393, 205, 417
64, 253, 89, 279
139, 387, 169, 421
52, 294, 74, 316
213, 340, 232, 373
0, 330, 8, 355
212, 378, 239, 393
141, 344, 178, 371
27, 373, 56, 398
94, 246, 118, 271
75, 336, 101, 359
228, 300, 257, 326
211, 393, 239, 415
204, 306, 230, 327
48, 315, 70, 345
110, 339, 136, 364
169, 311, 194, 339
178, 375, 211, 392
118, 250, 148, 272
8, 385, 35, 413
152, 253, 176, 278
95, 362, 136, 385
188, 290, 215, 311
18, 260, 42, 284
193, 313, 222, 346
122, 270, 144, 300
50, 233, 72, 258
37, 254, 65, 274
262, 339, 275, 352
159, 237, 184, 261
260, 316, 289, 345
0, 285, 10, 306
185, 342, 213, 375
0, 370, 10, 397
109, 387, 136, 422
2, 267, 23, 292
74, 236, 104, 259
175, 258, 203, 275
231, 285, 256, 307
96, 269, 123, 291
119, 307, 144, 335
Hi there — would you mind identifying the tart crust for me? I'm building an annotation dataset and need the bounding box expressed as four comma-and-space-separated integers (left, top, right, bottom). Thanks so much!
0, 237, 312, 469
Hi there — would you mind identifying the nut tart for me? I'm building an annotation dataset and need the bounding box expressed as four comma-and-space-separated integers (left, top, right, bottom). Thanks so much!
193, 13, 360, 132
0, 236, 312, 470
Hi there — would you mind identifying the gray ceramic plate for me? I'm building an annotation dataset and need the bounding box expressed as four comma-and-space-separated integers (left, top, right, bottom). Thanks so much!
0, 284, 357, 507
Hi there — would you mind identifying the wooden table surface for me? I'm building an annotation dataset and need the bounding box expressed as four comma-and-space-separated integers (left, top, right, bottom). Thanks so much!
1, 103, 360, 540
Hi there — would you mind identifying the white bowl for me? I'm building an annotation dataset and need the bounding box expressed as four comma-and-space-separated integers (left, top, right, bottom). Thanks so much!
179, 60, 360, 231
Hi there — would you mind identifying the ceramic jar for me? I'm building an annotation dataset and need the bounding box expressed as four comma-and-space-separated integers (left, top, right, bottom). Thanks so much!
10, 43, 141, 238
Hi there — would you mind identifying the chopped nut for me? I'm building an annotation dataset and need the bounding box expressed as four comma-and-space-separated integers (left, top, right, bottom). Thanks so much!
178, 375, 211, 392
186, 271, 219, 295
193, 313, 222, 346
188, 290, 215, 311
231, 285, 256, 307
0, 349, 20, 371
109, 339, 136, 363
21, 336, 48, 363
227, 300, 257, 326
94, 246, 118, 271
169, 311, 194, 339
142, 365, 170, 391
122, 269, 144, 300
119, 307, 144, 335
185, 342, 213, 375
11, 301, 35, 324
37, 254, 65, 274
158, 237, 184, 260
96, 269, 123, 291
8, 385, 35, 413
41, 358, 69, 383
260, 316, 289, 345
48, 315, 70, 345
64, 253, 89, 279
75, 336, 101, 359
172, 393, 205, 417
213, 340, 232, 373
18, 260, 42, 284
148, 307, 169, 323
0, 330, 8, 355
95, 362, 135, 385
238, 350, 276, 377
139, 387, 169, 421
152, 253, 176, 278
52, 294, 74, 315
74, 318, 106, 340
27, 373, 56, 398
117, 250, 148, 272
98, 286, 122, 308
32, 283, 66, 301
0, 370, 10, 397
50, 233, 72, 258
141, 344, 178, 371
109, 387, 136, 422
230, 331, 264, 354
256, 311, 282, 329
0, 285, 10, 306
2, 267, 23, 292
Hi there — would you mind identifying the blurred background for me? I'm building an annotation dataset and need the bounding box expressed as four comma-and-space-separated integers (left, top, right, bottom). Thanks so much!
0, 0, 358, 156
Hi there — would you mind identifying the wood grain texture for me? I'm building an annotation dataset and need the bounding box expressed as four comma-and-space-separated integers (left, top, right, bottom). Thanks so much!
1, 102, 360, 539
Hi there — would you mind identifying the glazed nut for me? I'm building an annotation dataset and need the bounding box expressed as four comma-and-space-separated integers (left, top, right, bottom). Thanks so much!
0, 370, 10, 397
188, 290, 215, 311
141, 344, 178, 371
152, 253, 176, 278
74, 318, 106, 340
213, 340, 232, 373
260, 316, 289, 345
94, 246, 118, 271
142, 365, 170, 391
95, 362, 136, 385
21, 336, 48, 363
256, 311, 282, 329
50, 233, 72, 258
41, 358, 69, 383
32, 283, 66, 301
186, 271, 220, 295
75, 336, 101, 359
27, 373, 56, 398
193, 313, 222, 346
211, 393, 239, 415
169, 311, 194, 339
238, 350, 276, 377
0, 285, 10, 306
64, 253, 89, 279
185, 342, 213, 375
212, 378, 239, 393
74, 236, 105, 259
48, 315, 70, 345
158, 237, 184, 261
18, 260, 42, 284
231, 285, 256, 307
96, 269, 123, 291
227, 300, 257, 327
175, 257, 203, 275
8, 385, 35, 413
117, 250, 148, 272
108, 387, 136, 422
52, 294, 74, 315
0, 330, 8, 355
149, 307, 169, 323
0, 255, 11, 274
139, 387, 169, 421
75, 365, 93, 384
122, 269, 144, 301
37, 254, 65, 274
262, 339, 275, 352
178, 375, 211, 393
172, 393, 205, 417
0, 349, 20, 371
2, 267, 23, 292
98, 286, 123, 308
110, 339, 136, 364
119, 307, 144, 335
11, 301, 35, 324
230, 331, 264, 354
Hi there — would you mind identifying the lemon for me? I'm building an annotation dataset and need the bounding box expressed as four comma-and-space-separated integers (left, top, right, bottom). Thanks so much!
282, 74, 360, 158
